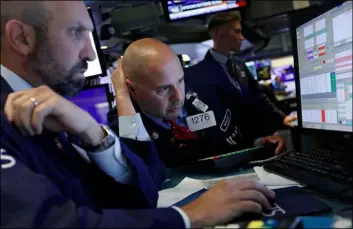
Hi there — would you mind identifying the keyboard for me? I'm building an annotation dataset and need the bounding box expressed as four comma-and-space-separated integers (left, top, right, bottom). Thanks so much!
263, 148, 353, 200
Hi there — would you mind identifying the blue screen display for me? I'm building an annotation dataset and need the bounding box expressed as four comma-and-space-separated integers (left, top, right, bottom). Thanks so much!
68, 86, 110, 125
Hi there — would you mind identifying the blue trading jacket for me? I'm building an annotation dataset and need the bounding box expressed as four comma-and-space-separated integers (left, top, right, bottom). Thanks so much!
108, 82, 260, 168
0, 77, 185, 228
185, 51, 287, 137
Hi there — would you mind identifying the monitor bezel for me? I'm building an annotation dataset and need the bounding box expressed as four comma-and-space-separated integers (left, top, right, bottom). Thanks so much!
290, 0, 352, 137
161, 0, 248, 22
86, 8, 107, 79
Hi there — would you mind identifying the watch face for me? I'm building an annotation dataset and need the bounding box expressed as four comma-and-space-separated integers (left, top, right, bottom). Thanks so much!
84, 125, 115, 152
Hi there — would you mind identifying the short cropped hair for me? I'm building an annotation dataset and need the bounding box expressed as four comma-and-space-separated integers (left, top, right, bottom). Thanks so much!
0, 1, 51, 40
207, 11, 242, 31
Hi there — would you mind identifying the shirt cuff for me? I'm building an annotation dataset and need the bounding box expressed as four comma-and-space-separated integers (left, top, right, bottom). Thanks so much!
74, 135, 133, 184
118, 113, 151, 141
171, 206, 191, 229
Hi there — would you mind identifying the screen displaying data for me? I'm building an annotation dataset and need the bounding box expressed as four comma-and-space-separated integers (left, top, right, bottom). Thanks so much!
164, 0, 247, 21
246, 56, 296, 92
296, 1, 352, 132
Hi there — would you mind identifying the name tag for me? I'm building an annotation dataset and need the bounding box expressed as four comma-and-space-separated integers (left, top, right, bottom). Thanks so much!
192, 98, 208, 112
186, 111, 217, 132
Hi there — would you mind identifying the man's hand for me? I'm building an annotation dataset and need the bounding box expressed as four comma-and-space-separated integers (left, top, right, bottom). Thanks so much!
257, 135, 285, 155
181, 179, 275, 228
112, 58, 130, 98
111, 58, 136, 116
283, 115, 297, 127
4, 86, 104, 146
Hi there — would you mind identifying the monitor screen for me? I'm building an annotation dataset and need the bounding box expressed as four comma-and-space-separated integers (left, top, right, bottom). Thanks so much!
296, 1, 352, 132
271, 56, 295, 82
245, 61, 258, 80
254, 59, 272, 81
163, 0, 247, 21
84, 8, 106, 78
68, 85, 112, 125
84, 32, 103, 78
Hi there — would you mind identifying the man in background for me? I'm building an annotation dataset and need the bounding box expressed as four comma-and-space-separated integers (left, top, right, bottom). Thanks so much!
108, 38, 285, 168
185, 11, 297, 136
0, 1, 276, 228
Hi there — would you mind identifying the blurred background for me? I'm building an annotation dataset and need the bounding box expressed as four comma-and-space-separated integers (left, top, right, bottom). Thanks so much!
73, 0, 342, 124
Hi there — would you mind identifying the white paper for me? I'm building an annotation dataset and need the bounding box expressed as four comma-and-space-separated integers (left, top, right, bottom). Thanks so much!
157, 168, 303, 208
202, 172, 260, 189
157, 177, 205, 208
254, 166, 302, 187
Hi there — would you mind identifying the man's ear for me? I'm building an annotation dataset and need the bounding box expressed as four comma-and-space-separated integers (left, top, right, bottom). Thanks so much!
218, 27, 226, 38
4, 20, 36, 56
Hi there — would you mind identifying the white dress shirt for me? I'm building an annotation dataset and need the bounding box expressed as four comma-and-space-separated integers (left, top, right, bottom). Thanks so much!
0, 65, 190, 228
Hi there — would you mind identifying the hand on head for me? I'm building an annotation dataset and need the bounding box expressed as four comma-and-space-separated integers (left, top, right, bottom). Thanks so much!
113, 38, 185, 120
181, 178, 275, 228
112, 58, 130, 98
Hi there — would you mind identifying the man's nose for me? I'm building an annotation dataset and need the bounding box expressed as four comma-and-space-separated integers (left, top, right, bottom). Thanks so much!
239, 33, 245, 41
171, 86, 182, 102
80, 35, 96, 61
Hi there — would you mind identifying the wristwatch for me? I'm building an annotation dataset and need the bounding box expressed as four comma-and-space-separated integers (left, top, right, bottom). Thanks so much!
80, 125, 116, 153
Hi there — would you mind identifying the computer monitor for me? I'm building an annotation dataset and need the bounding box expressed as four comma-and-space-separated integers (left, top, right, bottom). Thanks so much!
294, 1, 352, 133
84, 8, 106, 78
245, 56, 296, 88
271, 56, 296, 92
245, 61, 258, 80
162, 0, 247, 22
68, 84, 112, 125
254, 59, 272, 81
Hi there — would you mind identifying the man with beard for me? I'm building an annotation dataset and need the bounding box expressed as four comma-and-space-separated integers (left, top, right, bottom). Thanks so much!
108, 38, 285, 168
0, 1, 276, 228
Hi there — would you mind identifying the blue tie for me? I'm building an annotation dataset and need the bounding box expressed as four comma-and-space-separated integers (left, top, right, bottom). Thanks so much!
226, 58, 242, 93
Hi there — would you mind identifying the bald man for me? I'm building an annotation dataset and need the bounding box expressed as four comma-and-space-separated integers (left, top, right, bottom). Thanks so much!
1, 1, 277, 228
108, 38, 286, 168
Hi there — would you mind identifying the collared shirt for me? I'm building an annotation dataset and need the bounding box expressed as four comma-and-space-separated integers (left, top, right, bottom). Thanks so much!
210, 49, 243, 92
144, 108, 189, 130
210, 49, 229, 72
0, 65, 191, 228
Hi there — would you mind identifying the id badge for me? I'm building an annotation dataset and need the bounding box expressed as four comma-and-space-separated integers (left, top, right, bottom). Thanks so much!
192, 98, 208, 112
186, 111, 217, 132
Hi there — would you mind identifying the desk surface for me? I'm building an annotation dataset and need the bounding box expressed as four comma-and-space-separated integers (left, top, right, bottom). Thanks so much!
164, 167, 352, 219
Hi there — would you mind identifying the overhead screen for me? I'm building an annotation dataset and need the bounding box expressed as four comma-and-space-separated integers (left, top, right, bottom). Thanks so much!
295, 1, 352, 132
163, 0, 247, 21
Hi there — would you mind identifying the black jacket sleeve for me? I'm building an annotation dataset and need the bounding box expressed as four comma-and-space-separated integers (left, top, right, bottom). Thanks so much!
0, 149, 185, 228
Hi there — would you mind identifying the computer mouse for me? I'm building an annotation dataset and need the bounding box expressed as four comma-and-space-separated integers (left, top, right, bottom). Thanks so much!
268, 197, 276, 207
232, 198, 277, 222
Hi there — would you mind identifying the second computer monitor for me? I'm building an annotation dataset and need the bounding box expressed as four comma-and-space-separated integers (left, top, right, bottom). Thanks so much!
295, 1, 352, 132
84, 8, 106, 78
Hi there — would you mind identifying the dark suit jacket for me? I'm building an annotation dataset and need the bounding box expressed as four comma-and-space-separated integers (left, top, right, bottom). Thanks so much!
108, 83, 261, 168
185, 51, 287, 137
0, 77, 184, 228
